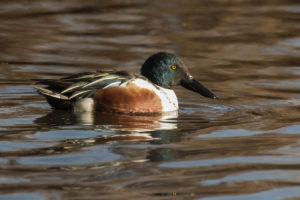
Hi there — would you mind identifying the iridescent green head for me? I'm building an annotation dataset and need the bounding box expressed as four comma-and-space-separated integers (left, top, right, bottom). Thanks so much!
141, 52, 217, 99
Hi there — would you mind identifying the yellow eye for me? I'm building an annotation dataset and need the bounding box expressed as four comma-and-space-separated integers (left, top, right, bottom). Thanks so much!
171, 65, 176, 70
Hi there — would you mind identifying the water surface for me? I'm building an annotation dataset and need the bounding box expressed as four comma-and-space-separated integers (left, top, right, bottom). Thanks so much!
1, 0, 300, 199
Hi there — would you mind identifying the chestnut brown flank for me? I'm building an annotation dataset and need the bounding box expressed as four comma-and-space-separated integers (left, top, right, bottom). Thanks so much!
93, 83, 162, 113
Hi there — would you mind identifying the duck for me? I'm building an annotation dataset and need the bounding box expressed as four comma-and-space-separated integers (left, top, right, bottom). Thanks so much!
34, 52, 217, 114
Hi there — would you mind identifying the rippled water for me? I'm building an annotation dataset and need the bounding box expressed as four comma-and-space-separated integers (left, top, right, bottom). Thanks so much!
1, 0, 300, 199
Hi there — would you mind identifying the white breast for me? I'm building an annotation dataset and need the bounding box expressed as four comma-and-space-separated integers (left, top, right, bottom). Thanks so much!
156, 87, 178, 112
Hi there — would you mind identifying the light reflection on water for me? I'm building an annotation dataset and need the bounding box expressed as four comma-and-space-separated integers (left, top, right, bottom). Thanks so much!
1, 0, 300, 199
18, 145, 120, 166
200, 187, 300, 200
0, 193, 45, 200
202, 170, 300, 186
161, 156, 300, 168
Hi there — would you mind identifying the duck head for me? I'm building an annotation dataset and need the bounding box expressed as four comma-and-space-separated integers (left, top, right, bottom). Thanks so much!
141, 52, 218, 99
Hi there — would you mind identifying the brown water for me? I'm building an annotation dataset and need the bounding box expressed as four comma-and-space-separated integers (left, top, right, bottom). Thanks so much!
1, 0, 300, 199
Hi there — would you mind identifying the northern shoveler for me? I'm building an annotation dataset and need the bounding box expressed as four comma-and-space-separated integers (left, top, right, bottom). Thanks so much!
35, 52, 217, 114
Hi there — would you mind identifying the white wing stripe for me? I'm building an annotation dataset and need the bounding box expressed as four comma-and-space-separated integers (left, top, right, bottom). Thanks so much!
103, 81, 121, 89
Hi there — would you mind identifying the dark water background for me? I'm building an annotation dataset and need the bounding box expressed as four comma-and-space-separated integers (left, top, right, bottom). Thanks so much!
1, 0, 300, 199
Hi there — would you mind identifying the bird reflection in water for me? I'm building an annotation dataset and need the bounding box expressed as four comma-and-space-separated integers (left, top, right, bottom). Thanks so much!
34, 110, 178, 142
